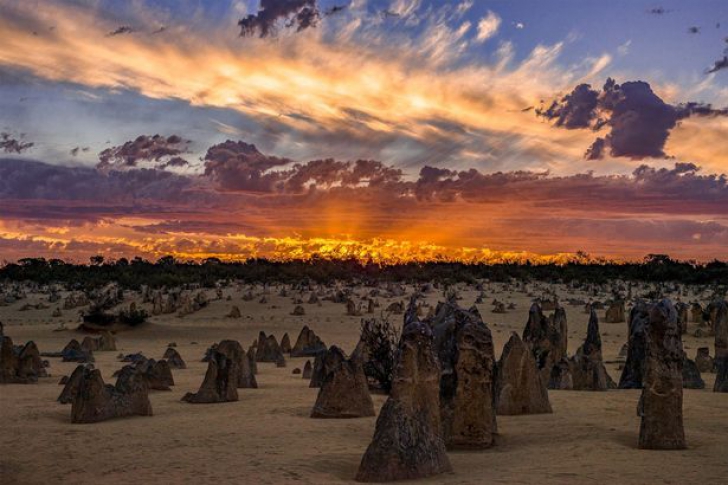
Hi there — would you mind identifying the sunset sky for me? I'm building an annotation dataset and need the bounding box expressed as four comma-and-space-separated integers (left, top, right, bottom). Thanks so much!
1, 0, 727, 263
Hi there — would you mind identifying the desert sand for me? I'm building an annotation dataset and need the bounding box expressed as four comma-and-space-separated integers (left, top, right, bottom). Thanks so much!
1, 283, 726, 484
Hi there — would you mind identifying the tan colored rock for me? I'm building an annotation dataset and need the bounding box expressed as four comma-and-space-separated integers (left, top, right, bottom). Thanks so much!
226, 306, 241, 318
355, 320, 451, 482
311, 358, 375, 418
496, 333, 552, 415
71, 366, 152, 423
182, 348, 239, 403
291, 325, 326, 357
163, 347, 187, 369
639, 299, 686, 449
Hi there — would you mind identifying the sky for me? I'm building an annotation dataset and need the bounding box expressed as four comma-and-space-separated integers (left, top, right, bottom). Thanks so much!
0, 0, 727, 264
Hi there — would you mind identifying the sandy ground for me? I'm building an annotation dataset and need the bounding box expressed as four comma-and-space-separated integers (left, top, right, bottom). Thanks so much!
1, 283, 726, 484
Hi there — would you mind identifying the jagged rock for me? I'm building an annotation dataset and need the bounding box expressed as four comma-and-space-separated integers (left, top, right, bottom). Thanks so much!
255, 332, 285, 363
276, 354, 286, 368
605, 301, 625, 323
695, 347, 714, 373
491, 301, 506, 313
619, 302, 649, 389
429, 299, 497, 449
639, 299, 686, 450
139, 359, 175, 390
569, 309, 615, 390
58, 364, 92, 403
62, 339, 94, 363
120, 352, 147, 364
522, 303, 568, 385
163, 347, 187, 369
291, 305, 305, 316
310, 346, 346, 388
247, 344, 258, 375
682, 356, 705, 389
1, 337, 47, 384
226, 306, 241, 318
280, 332, 292, 353
548, 358, 574, 390
712, 301, 728, 392
676, 302, 689, 335
218, 340, 257, 389
311, 357, 375, 418
182, 348, 239, 403
71, 366, 152, 423
302, 360, 312, 379
496, 333, 552, 415
355, 319, 451, 482
291, 325, 326, 357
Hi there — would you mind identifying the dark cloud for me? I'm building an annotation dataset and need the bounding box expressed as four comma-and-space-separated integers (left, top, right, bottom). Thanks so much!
688, 26, 700, 34
0, 132, 34, 153
239, 0, 320, 38
97, 134, 190, 170
538, 78, 728, 160
70, 146, 90, 157
107, 26, 134, 36
203, 140, 293, 192
535, 84, 598, 129
647, 7, 668, 15
707, 55, 728, 74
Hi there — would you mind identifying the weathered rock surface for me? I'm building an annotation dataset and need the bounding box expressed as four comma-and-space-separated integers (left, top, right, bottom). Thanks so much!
58, 364, 92, 403
310, 346, 347, 388
291, 325, 326, 357
429, 299, 497, 449
182, 347, 239, 403
355, 319, 451, 482
163, 347, 187, 369
639, 299, 686, 450
619, 302, 649, 389
311, 357, 375, 418
569, 309, 615, 391
496, 333, 552, 415
71, 366, 152, 423
1, 337, 47, 384
218, 340, 257, 389
255, 332, 285, 363
522, 303, 568, 385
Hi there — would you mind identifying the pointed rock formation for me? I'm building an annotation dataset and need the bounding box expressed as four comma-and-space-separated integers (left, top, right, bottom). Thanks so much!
429, 299, 497, 449
496, 333, 552, 415
291, 325, 326, 357
311, 357, 375, 418
226, 306, 241, 318
682, 356, 705, 389
182, 347, 239, 403
58, 364, 92, 404
619, 302, 649, 389
71, 366, 152, 423
569, 309, 615, 391
1, 337, 47, 384
355, 319, 451, 482
523, 303, 568, 385
605, 301, 626, 323
280, 332, 292, 353
254, 332, 285, 363
61, 339, 94, 363
695, 347, 714, 373
302, 360, 312, 379
218, 340, 257, 389
163, 347, 187, 369
639, 299, 686, 450
309, 346, 347, 388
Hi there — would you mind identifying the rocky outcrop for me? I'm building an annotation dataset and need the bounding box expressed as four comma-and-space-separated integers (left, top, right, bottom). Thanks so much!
280, 332, 292, 353
80, 331, 117, 352
522, 303, 568, 385
163, 347, 187, 369
310, 346, 346, 388
255, 332, 285, 364
619, 302, 649, 389
695, 347, 713, 373
569, 309, 615, 391
311, 357, 375, 418
605, 301, 626, 323
638, 299, 686, 450
71, 366, 152, 423
682, 356, 705, 389
58, 364, 92, 403
182, 347, 239, 403
355, 318, 451, 482
1, 337, 47, 384
291, 325, 326, 357
61, 339, 94, 363
217, 340, 257, 389
302, 360, 312, 379
496, 333, 552, 415
430, 299, 497, 449
226, 306, 241, 318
